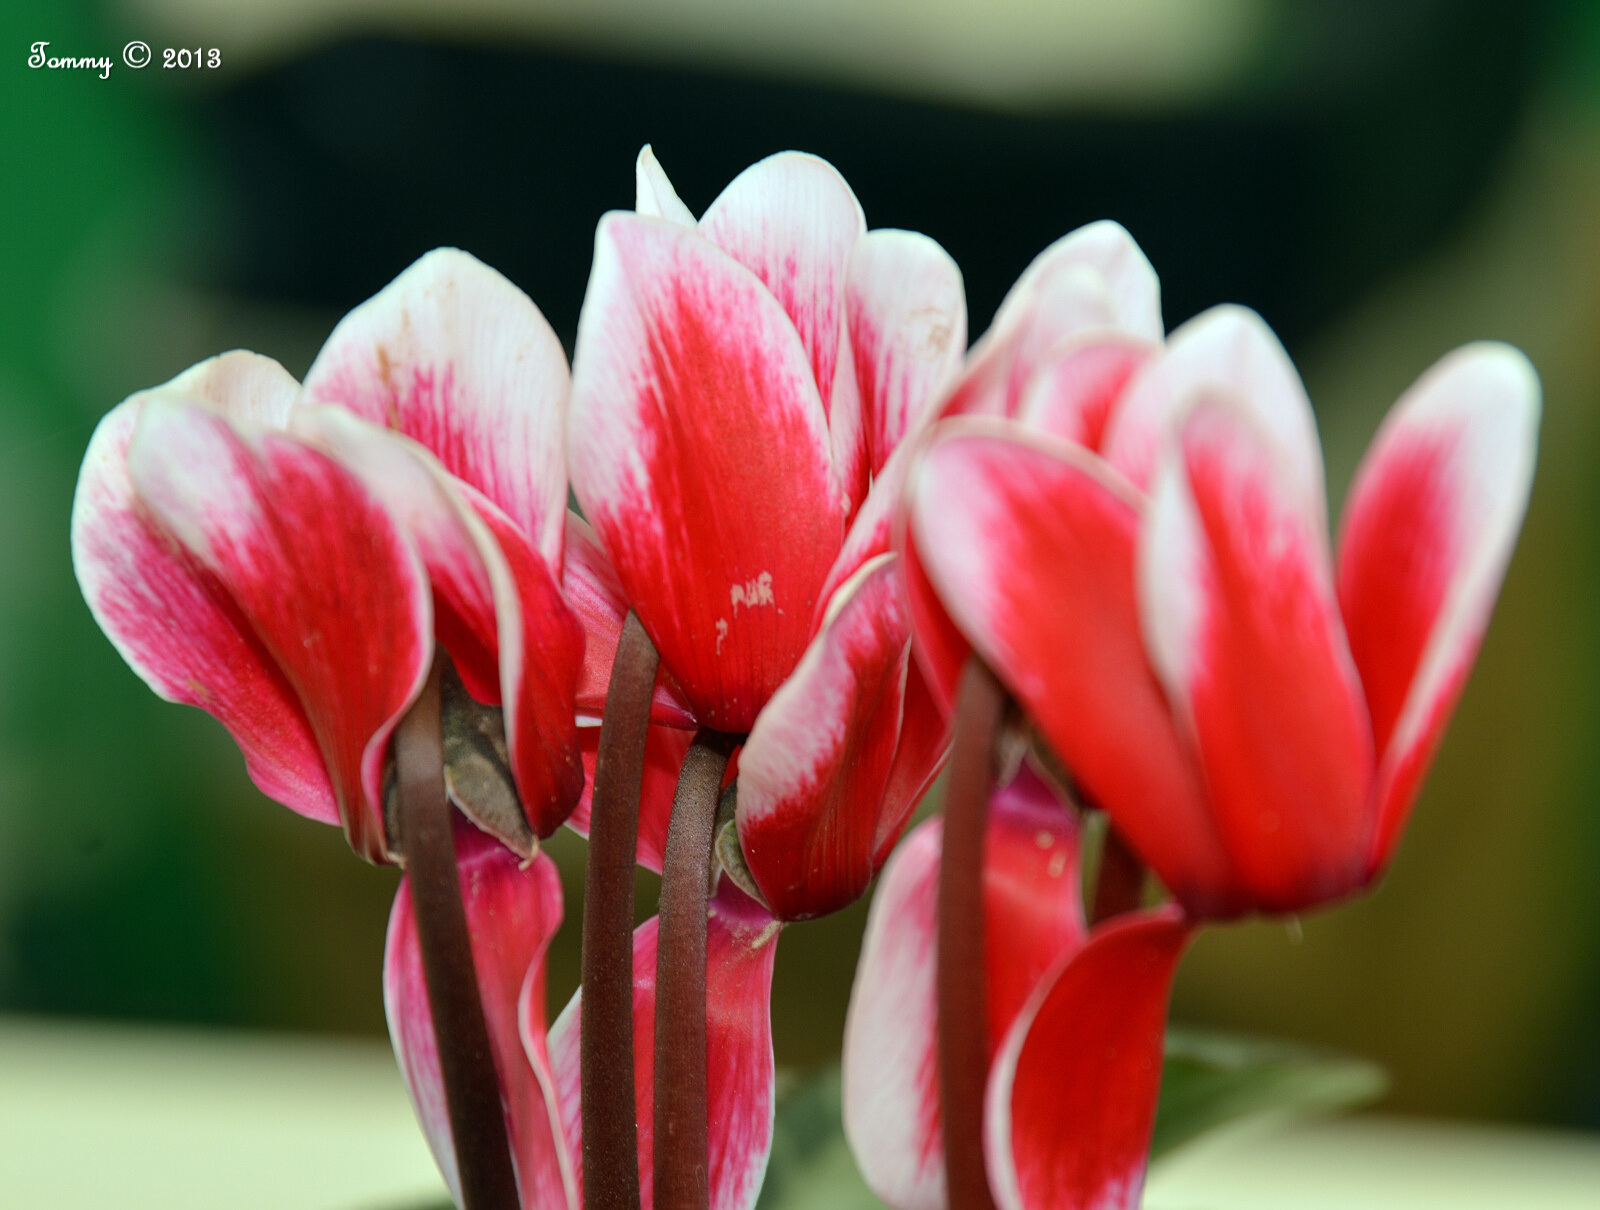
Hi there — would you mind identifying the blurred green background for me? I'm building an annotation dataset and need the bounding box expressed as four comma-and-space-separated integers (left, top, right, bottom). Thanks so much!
4, 0, 1599, 1133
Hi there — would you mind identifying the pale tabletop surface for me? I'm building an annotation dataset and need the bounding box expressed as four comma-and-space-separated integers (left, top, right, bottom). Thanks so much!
1, 1015, 1597, 1209
0, 1015, 448, 1210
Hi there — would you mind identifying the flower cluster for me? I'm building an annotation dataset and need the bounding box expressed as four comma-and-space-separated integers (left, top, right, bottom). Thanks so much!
72, 147, 1538, 1210
847, 222, 1537, 1209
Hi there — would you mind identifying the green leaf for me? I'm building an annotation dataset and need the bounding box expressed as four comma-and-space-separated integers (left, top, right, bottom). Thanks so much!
1151, 1025, 1389, 1160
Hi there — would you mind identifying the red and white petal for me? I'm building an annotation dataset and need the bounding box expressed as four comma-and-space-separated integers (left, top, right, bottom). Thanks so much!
561, 512, 698, 729
569, 213, 846, 733
940, 266, 1117, 422
636, 144, 696, 227
567, 722, 695, 875
697, 151, 866, 409
1102, 305, 1325, 506
165, 350, 301, 428
829, 325, 871, 528
71, 390, 335, 823
562, 513, 625, 716
980, 767, 1087, 1053
1017, 331, 1156, 453
469, 495, 587, 837
1143, 400, 1373, 911
871, 658, 951, 870
294, 408, 586, 841
1336, 343, 1539, 872
841, 816, 944, 1210
302, 248, 571, 567
385, 824, 575, 1210
911, 422, 1239, 915
545, 882, 780, 1210
125, 397, 431, 862
990, 221, 1164, 349
291, 407, 503, 700
899, 487, 971, 719
700, 885, 781, 1210
847, 229, 968, 476
841, 772, 1085, 1210
940, 222, 1160, 423
736, 555, 911, 921
816, 436, 916, 628
985, 908, 1191, 1210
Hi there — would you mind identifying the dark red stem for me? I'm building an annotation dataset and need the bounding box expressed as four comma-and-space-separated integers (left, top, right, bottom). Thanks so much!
939, 658, 1005, 1210
395, 656, 519, 1210
582, 611, 659, 1210
653, 728, 738, 1210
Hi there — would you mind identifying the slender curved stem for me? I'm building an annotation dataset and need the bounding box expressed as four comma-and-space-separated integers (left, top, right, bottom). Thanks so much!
939, 658, 1005, 1210
1090, 823, 1145, 925
583, 612, 659, 1210
395, 656, 520, 1210
653, 728, 739, 1210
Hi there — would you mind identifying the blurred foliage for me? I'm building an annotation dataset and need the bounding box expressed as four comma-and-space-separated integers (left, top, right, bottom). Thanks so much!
755, 1028, 1385, 1209
1153, 1027, 1387, 1160
0, 0, 400, 1034
758, 1068, 886, 1210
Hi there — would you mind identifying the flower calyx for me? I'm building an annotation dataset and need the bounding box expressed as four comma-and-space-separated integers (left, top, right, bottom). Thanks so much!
713, 780, 771, 912
385, 657, 538, 863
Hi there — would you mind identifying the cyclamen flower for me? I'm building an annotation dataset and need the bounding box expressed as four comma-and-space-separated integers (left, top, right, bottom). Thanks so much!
71, 249, 584, 863
568, 148, 965, 920
904, 223, 1540, 917
843, 765, 1190, 1210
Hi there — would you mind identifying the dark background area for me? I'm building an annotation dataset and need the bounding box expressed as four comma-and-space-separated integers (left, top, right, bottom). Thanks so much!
206, 6, 1538, 352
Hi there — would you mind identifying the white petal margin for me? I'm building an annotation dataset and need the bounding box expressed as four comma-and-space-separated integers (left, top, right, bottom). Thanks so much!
302, 247, 571, 569
166, 349, 301, 426
842, 816, 946, 1210
1137, 414, 1211, 741
698, 151, 867, 410
847, 229, 968, 476
989, 220, 1163, 347
1102, 305, 1327, 515
939, 265, 1117, 421
636, 144, 697, 227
